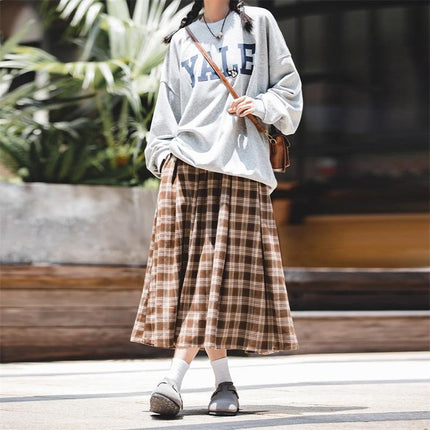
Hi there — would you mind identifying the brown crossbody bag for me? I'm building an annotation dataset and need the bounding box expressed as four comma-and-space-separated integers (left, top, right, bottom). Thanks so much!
185, 26, 291, 172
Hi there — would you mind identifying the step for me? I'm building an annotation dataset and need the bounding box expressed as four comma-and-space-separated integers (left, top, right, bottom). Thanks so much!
284, 267, 430, 310
1, 264, 429, 362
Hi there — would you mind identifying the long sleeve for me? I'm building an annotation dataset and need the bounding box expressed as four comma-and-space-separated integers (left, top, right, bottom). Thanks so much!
145, 41, 181, 178
252, 10, 303, 135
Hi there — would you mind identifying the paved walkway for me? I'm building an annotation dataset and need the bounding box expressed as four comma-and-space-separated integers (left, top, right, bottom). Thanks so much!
1, 351, 429, 429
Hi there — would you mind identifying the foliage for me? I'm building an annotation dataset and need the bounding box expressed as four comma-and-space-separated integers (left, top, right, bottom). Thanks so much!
0, 0, 191, 186
0, 69, 148, 185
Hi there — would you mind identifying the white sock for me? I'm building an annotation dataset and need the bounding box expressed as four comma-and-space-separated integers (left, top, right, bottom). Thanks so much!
164, 357, 190, 391
210, 356, 233, 388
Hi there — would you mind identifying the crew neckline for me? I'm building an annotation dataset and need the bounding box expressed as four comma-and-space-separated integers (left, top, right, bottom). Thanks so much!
198, 10, 232, 25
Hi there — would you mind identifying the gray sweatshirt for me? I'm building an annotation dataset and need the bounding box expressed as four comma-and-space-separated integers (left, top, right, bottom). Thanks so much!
145, 5, 303, 194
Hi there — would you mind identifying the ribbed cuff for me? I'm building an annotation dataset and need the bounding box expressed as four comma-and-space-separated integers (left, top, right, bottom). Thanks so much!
156, 149, 171, 174
253, 98, 266, 121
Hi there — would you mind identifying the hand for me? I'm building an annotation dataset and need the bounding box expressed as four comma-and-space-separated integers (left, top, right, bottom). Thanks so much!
227, 96, 256, 117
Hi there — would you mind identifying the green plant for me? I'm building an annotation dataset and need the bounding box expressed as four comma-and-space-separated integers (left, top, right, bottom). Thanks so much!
0, 0, 191, 186
0, 71, 148, 185
0, 24, 146, 185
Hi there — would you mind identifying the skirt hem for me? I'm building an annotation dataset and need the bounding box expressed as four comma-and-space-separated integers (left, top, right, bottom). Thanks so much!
129, 336, 299, 355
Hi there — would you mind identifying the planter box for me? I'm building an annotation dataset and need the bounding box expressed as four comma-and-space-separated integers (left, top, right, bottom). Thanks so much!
0, 182, 158, 266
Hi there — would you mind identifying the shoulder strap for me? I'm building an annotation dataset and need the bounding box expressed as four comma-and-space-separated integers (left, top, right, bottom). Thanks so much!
185, 25, 267, 135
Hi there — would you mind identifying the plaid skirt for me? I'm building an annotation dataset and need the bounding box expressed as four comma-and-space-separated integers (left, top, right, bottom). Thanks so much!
130, 153, 299, 354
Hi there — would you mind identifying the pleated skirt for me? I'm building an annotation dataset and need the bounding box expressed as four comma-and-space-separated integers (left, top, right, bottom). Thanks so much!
129, 153, 299, 355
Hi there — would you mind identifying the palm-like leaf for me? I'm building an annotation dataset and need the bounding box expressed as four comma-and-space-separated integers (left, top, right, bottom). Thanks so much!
58, 0, 192, 79
2, 0, 192, 114
57, 0, 104, 35
1, 46, 126, 90
1, 0, 191, 186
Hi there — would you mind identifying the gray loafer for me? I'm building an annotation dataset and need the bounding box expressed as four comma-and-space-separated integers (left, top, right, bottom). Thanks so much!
208, 381, 240, 415
149, 377, 183, 417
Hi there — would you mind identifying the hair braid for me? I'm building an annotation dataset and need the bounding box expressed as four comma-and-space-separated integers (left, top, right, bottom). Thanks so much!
230, 0, 253, 32
163, 0, 253, 44
163, 0, 203, 44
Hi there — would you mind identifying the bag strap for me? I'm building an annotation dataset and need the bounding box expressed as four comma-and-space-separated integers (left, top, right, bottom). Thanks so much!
185, 25, 271, 138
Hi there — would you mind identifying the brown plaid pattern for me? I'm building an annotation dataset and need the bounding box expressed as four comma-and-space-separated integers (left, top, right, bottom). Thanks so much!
130, 154, 299, 354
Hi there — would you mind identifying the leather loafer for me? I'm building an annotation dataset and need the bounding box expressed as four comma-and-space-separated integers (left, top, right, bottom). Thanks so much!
149, 377, 183, 417
208, 381, 240, 415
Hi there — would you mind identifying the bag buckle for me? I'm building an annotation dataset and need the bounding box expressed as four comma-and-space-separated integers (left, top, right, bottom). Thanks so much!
264, 130, 277, 145
264, 130, 291, 147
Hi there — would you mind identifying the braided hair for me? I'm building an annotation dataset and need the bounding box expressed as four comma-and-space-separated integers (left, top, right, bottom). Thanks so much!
163, 0, 253, 44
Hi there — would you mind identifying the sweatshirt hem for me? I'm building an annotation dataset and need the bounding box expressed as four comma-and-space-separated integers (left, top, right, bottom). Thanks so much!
168, 149, 278, 194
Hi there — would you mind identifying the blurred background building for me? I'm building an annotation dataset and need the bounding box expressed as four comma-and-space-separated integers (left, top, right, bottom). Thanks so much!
257, 0, 429, 269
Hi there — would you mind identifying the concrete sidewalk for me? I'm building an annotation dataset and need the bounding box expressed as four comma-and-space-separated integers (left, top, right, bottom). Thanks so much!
1, 351, 429, 430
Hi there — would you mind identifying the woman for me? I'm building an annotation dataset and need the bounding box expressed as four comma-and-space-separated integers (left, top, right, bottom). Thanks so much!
130, 0, 303, 418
